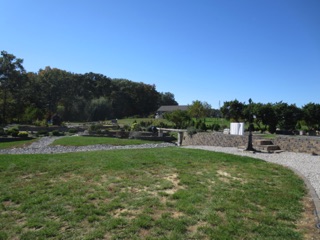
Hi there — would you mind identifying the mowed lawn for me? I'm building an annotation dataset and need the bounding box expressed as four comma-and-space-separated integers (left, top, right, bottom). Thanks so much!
0, 147, 309, 239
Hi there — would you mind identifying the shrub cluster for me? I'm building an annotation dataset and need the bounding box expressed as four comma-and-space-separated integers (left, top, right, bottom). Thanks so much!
52, 130, 64, 136
68, 128, 78, 134
36, 130, 49, 136
18, 131, 28, 138
6, 127, 19, 137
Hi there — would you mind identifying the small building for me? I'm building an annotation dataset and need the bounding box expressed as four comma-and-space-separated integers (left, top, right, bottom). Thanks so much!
155, 105, 189, 118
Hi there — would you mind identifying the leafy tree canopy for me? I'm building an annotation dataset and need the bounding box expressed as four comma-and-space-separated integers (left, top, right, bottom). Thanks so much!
188, 100, 212, 120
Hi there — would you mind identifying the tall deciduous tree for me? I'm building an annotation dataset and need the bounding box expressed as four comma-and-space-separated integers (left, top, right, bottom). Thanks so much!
159, 92, 178, 106
247, 102, 278, 133
273, 102, 301, 131
164, 110, 191, 129
188, 100, 212, 120
0, 51, 26, 123
302, 102, 320, 130
220, 99, 245, 122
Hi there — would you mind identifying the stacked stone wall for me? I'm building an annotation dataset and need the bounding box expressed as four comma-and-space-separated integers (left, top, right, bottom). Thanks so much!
182, 132, 249, 147
273, 136, 320, 154
182, 132, 320, 154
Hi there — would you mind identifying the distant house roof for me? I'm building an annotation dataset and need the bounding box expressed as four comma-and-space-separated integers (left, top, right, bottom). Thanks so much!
157, 105, 189, 112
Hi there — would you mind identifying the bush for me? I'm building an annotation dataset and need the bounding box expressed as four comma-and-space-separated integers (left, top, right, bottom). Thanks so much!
68, 128, 78, 134
52, 114, 62, 126
122, 124, 131, 131
37, 130, 49, 136
187, 126, 197, 137
139, 121, 147, 127
89, 124, 103, 132
158, 122, 169, 128
18, 131, 29, 138
131, 123, 142, 131
34, 119, 48, 127
6, 127, 19, 137
195, 120, 201, 129
221, 124, 228, 130
212, 123, 221, 131
0, 128, 5, 136
199, 122, 207, 131
52, 130, 62, 136
268, 125, 277, 134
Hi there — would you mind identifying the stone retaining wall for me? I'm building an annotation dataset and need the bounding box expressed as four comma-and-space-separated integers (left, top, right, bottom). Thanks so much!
273, 136, 320, 154
182, 132, 320, 154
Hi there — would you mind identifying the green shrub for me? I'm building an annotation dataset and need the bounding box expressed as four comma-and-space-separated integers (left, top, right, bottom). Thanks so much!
52, 130, 61, 136
37, 130, 49, 136
268, 125, 276, 134
212, 123, 221, 131
0, 128, 5, 136
131, 123, 142, 131
96, 129, 103, 134
221, 124, 228, 129
122, 124, 131, 131
195, 120, 201, 129
68, 128, 78, 134
199, 122, 207, 131
52, 114, 62, 126
18, 131, 29, 138
6, 127, 19, 137
158, 122, 169, 128
187, 126, 197, 137
34, 119, 48, 127
89, 124, 103, 132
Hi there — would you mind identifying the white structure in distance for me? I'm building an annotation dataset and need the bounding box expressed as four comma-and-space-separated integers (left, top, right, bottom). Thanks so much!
230, 122, 244, 135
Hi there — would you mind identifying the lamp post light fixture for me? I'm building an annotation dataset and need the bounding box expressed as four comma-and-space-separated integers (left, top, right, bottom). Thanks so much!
245, 98, 256, 152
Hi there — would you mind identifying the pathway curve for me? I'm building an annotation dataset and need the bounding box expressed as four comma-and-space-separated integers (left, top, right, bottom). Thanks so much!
0, 136, 175, 155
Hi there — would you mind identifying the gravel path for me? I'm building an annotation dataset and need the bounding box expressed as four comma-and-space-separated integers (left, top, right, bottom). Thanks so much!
0, 136, 176, 155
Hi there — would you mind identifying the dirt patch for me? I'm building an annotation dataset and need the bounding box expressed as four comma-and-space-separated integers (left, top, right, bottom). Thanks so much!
297, 196, 320, 239
163, 173, 184, 195
20, 172, 48, 181
111, 208, 140, 219
217, 170, 247, 184
139, 228, 150, 238
172, 211, 184, 218
187, 221, 208, 234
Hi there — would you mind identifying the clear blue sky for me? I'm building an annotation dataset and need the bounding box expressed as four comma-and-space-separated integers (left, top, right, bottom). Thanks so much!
1, 0, 319, 108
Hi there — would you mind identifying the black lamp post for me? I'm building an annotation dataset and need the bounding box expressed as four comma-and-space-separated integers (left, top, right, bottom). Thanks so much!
245, 98, 255, 152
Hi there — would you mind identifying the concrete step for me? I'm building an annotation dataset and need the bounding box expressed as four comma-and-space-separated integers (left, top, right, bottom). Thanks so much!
254, 139, 274, 146
255, 145, 281, 152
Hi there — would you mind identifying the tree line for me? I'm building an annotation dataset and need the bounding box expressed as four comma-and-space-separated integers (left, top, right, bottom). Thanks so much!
163, 99, 320, 134
220, 99, 320, 133
0, 51, 178, 124
1, 50, 319, 132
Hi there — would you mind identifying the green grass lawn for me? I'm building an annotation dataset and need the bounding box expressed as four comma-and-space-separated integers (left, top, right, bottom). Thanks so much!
0, 148, 308, 239
51, 136, 160, 146
0, 138, 38, 149
202, 117, 230, 127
